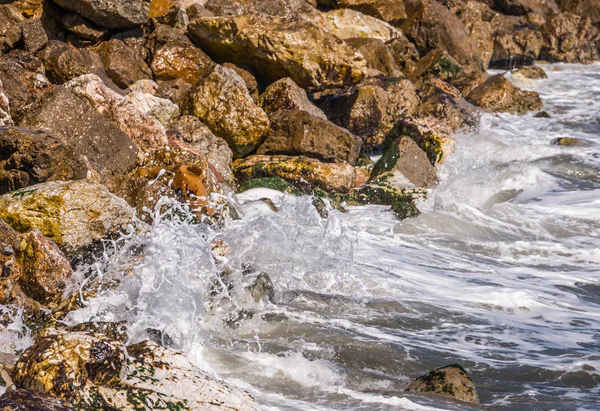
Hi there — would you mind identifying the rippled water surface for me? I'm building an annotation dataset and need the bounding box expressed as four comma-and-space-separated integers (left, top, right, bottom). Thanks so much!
13, 64, 600, 410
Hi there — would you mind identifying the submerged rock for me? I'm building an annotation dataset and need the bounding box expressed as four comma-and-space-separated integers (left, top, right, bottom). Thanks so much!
13, 329, 261, 410
513, 65, 547, 79
467, 74, 543, 114
52, 0, 151, 29
406, 364, 479, 404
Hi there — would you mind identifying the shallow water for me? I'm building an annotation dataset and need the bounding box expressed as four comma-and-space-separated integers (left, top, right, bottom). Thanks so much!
6, 63, 600, 410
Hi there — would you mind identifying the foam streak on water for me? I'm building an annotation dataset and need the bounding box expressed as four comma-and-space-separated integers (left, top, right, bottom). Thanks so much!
28, 64, 600, 410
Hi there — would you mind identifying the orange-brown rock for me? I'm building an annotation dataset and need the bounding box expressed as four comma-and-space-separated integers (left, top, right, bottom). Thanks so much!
467, 74, 543, 114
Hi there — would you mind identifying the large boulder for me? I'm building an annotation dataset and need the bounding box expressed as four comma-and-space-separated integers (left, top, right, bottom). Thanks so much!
0, 127, 89, 195
258, 110, 363, 165
187, 13, 367, 90
456, 1, 494, 69
406, 364, 479, 404
391, 117, 454, 165
467, 74, 543, 114
19, 86, 139, 179
233, 155, 358, 193
385, 35, 421, 74
204, 0, 324, 24
399, 0, 484, 72
97, 38, 153, 89
317, 0, 407, 23
0, 180, 136, 255
491, 28, 544, 69
186, 64, 270, 158
324, 8, 403, 41
258, 77, 327, 119
345, 37, 403, 77
557, 0, 600, 25
52, 0, 151, 29
13, 329, 261, 410
540, 12, 600, 63
0, 5, 24, 52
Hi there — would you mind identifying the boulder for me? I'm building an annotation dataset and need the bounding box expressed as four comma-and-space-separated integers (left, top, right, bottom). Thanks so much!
223, 63, 260, 103
324, 8, 402, 42
188, 13, 367, 90
345, 37, 403, 77
259, 77, 327, 119
399, 0, 484, 72
385, 35, 420, 74
458, 1, 494, 69
493, 0, 559, 16
62, 13, 109, 41
411, 49, 464, 83
19, 86, 139, 179
52, 0, 151, 29
22, 19, 48, 53
513, 65, 547, 79
204, 0, 324, 25
167, 115, 235, 184
391, 117, 454, 165
406, 364, 479, 404
0, 5, 24, 52
371, 135, 437, 189
150, 24, 216, 85
0, 180, 136, 254
258, 110, 363, 165
233, 155, 358, 193
491, 28, 543, 69
467, 74, 543, 114
186, 64, 270, 158
317, 0, 407, 23
0, 127, 89, 195
557, 0, 600, 25
97, 39, 153, 89
5, 0, 45, 19
0, 388, 76, 410
126, 92, 180, 125
0, 80, 11, 126
540, 12, 600, 63
13, 329, 261, 410
63, 74, 168, 154
157, 78, 193, 107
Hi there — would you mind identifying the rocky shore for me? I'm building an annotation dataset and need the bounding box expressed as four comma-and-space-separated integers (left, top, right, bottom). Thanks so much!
0, 0, 598, 409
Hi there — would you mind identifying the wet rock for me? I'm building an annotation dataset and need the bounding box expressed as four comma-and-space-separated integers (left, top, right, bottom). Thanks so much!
150, 24, 215, 85
223, 63, 260, 103
345, 37, 403, 77
385, 35, 420, 74
167, 115, 235, 184
19, 85, 140, 179
540, 12, 600, 64
551, 137, 592, 146
97, 39, 152, 89
513, 65, 547, 79
0, 80, 11, 126
467, 74, 543, 114
534, 110, 551, 118
0, 127, 90, 195
317, 0, 407, 23
188, 13, 367, 90
0, 388, 76, 410
249, 272, 275, 303
126, 92, 180, 125
63, 74, 168, 154
52, 0, 151, 29
491, 28, 543, 69
13, 329, 261, 410
371, 135, 437, 189
62, 13, 108, 41
0, 180, 136, 254
0, 5, 24, 53
324, 8, 402, 41
259, 78, 327, 119
399, 0, 484, 72
186, 64, 270, 158
391, 117, 454, 165
233, 155, 358, 193
406, 364, 479, 404
22, 19, 48, 53
557, 0, 600, 25
258, 110, 363, 165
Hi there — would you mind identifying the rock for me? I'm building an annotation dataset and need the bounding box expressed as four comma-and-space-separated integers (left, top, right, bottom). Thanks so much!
167, 115, 235, 184
6, 0, 45, 19
204, 0, 324, 25
223, 63, 260, 103
0, 127, 90, 195
391, 117, 454, 165
13, 329, 261, 410
97, 39, 153, 89
317, 0, 407, 23
0, 5, 24, 52
128, 79, 160, 94
63, 74, 168, 154
534, 110, 550, 118
259, 78, 327, 119
0, 388, 76, 410
188, 13, 367, 90
157, 78, 193, 107
406, 364, 479, 404
186, 64, 270, 158
22, 19, 48, 53
557, 0, 600, 25
324, 8, 402, 42
345, 37, 402, 77
19, 85, 140, 179
150, 24, 215, 85
540, 12, 600, 64
62, 13, 108, 41
249, 272, 275, 303
513, 65, 547, 79
411, 49, 464, 83
385, 35, 420, 74
494, 0, 559, 16
233, 155, 358, 193
0, 180, 135, 254
491, 28, 543, 69
458, 1, 494, 70
400, 0, 484, 72
52, 0, 151, 29
126, 92, 180, 125
0, 80, 11, 126
551, 137, 592, 146
467, 74, 543, 114
258, 110, 363, 165
371, 135, 437, 189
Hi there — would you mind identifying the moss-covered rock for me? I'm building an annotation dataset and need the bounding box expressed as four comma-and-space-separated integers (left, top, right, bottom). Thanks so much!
406, 364, 479, 404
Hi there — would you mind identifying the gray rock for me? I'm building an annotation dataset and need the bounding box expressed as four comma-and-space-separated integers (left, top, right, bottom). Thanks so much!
22, 19, 48, 52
